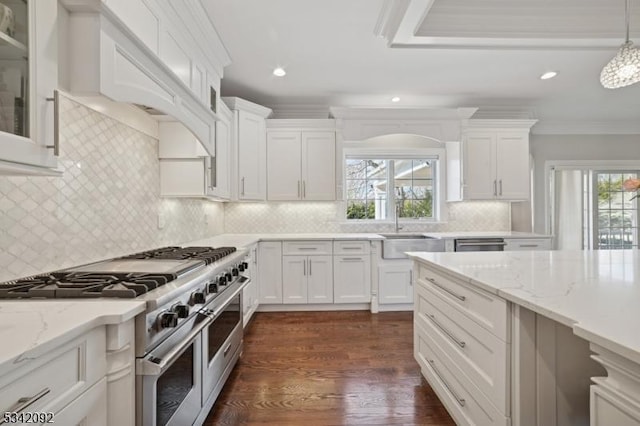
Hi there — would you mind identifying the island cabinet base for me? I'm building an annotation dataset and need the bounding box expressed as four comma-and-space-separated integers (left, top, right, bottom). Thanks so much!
590, 344, 640, 426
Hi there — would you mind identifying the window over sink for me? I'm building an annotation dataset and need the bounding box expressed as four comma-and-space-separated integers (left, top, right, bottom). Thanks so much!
344, 156, 440, 222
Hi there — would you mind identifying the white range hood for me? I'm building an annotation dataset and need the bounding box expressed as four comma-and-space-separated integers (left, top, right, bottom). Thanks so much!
61, 0, 218, 155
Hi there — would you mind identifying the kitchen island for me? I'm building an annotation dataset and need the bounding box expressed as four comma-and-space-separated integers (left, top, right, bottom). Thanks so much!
408, 249, 640, 426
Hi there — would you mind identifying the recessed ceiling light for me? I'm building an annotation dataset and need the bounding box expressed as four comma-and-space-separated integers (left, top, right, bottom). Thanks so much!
540, 71, 558, 80
273, 67, 286, 77
391, 96, 400, 102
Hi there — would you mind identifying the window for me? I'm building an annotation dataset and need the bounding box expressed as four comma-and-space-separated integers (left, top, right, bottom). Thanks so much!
345, 157, 437, 221
594, 171, 639, 249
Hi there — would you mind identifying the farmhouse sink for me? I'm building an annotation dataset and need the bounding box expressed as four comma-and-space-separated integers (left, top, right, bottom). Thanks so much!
379, 234, 445, 259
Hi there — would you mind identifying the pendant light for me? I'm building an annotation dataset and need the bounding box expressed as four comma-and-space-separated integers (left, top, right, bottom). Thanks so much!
600, 0, 640, 89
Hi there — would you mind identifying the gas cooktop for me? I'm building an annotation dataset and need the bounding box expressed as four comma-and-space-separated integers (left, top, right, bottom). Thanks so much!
0, 246, 239, 299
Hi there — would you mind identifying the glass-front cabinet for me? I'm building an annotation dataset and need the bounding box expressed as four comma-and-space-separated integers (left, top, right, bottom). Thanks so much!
0, 0, 58, 174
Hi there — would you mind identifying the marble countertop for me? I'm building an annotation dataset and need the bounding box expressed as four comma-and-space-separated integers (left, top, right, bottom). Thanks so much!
422, 231, 552, 239
0, 300, 145, 377
407, 250, 640, 364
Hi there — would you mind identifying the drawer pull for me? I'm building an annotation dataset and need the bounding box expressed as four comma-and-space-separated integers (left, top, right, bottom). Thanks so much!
428, 314, 466, 348
341, 246, 361, 250
1, 388, 51, 421
428, 360, 465, 407
341, 257, 362, 261
518, 244, 539, 248
426, 277, 466, 301
297, 247, 318, 251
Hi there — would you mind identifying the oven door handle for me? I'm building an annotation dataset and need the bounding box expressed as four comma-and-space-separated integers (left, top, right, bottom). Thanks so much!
210, 277, 250, 319
137, 314, 213, 376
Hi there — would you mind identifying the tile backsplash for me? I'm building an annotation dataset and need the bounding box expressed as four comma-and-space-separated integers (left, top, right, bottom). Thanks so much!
224, 201, 510, 234
0, 97, 223, 281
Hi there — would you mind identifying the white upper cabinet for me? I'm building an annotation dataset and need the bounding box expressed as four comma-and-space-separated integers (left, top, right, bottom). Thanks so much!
266, 120, 336, 201
0, 0, 59, 175
223, 97, 272, 201
209, 101, 231, 200
461, 120, 536, 201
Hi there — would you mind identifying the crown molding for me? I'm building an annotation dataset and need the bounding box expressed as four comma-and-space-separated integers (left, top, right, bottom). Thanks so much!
329, 106, 477, 120
266, 119, 336, 130
222, 97, 273, 117
463, 119, 538, 130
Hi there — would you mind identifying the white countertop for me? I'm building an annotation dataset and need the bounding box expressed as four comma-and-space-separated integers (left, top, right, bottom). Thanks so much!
0, 300, 145, 376
407, 250, 640, 364
422, 231, 552, 239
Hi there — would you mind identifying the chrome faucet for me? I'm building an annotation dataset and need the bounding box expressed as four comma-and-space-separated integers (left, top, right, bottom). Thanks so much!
395, 203, 403, 233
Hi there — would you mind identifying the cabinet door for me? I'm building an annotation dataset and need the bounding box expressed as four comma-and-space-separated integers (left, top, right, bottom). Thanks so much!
0, 0, 58, 171
267, 131, 302, 200
464, 132, 496, 200
257, 242, 283, 304
282, 255, 307, 304
210, 113, 231, 199
242, 279, 255, 322
333, 255, 371, 303
50, 378, 107, 426
495, 132, 530, 200
302, 131, 335, 200
307, 256, 333, 304
378, 263, 413, 304
237, 110, 266, 200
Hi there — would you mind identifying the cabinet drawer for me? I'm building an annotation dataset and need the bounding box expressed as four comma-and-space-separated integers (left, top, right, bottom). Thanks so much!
416, 284, 509, 413
417, 264, 509, 340
414, 321, 509, 426
333, 241, 370, 255
283, 241, 332, 255
504, 238, 552, 251
0, 327, 106, 416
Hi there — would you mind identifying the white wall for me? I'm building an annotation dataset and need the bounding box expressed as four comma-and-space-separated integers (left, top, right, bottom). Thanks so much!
529, 134, 640, 234
0, 96, 224, 281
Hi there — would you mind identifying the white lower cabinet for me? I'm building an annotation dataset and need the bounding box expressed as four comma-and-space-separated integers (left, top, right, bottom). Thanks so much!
333, 255, 371, 304
413, 259, 511, 426
504, 237, 552, 251
242, 244, 259, 325
282, 255, 333, 304
257, 242, 283, 304
378, 262, 413, 305
0, 327, 108, 425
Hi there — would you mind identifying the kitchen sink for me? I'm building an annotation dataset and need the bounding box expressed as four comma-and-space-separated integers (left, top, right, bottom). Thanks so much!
379, 234, 445, 259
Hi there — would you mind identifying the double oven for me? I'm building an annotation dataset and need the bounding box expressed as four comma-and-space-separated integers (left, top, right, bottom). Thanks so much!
137, 280, 245, 426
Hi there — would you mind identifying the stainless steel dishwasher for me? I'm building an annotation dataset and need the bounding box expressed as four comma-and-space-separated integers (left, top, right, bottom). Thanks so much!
454, 238, 506, 252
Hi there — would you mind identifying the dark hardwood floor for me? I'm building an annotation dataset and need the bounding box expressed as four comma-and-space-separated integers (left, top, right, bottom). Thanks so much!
204, 311, 455, 426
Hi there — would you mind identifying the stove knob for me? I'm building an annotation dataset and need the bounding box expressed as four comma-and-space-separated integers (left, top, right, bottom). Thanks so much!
208, 282, 219, 294
232, 268, 239, 276
218, 276, 227, 286
225, 272, 233, 281
242, 262, 249, 270
172, 304, 189, 318
190, 291, 206, 305
238, 263, 245, 272
159, 312, 178, 329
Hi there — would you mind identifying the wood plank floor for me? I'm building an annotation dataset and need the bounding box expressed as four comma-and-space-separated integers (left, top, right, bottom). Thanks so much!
204, 311, 455, 425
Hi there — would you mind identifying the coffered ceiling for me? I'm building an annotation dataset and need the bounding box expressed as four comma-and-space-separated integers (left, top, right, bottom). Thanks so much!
203, 0, 640, 133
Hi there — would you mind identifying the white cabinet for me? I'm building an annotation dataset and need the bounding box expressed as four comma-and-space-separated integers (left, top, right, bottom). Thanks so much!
210, 102, 232, 199
413, 259, 511, 426
242, 244, 259, 325
378, 262, 413, 305
282, 255, 333, 304
223, 97, 272, 201
282, 241, 333, 304
0, 0, 59, 174
333, 240, 370, 304
504, 237, 552, 251
257, 241, 283, 304
266, 129, 335, 201
0, 326, 107, 424
461, 120, 536, 201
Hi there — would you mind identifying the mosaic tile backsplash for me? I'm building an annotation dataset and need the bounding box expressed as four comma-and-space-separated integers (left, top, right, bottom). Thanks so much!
224, 201, 511, 234
0, 97, 224, 281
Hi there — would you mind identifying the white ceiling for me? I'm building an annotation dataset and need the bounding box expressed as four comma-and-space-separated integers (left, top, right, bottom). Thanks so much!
204, 0, 640, 133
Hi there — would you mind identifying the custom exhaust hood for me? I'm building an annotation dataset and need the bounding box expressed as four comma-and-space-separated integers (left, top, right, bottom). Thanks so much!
62, 0, 218, 155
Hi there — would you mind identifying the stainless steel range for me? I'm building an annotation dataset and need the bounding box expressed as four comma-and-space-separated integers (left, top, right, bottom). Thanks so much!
0, 245, 250, 426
